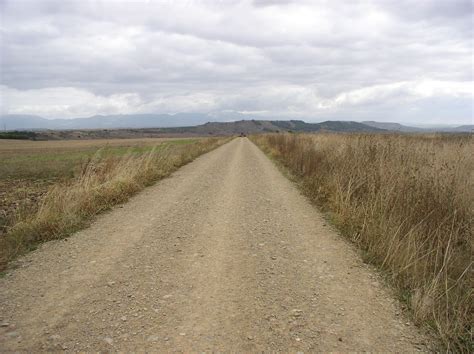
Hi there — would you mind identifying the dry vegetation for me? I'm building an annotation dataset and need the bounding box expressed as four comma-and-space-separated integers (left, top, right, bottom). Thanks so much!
252, 133, 473, 351
0, 137, 228, 270
0, 138, 200, 236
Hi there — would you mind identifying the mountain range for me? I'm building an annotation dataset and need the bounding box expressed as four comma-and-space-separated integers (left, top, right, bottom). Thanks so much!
0, 113, 213, 130
0, 114, 472, 137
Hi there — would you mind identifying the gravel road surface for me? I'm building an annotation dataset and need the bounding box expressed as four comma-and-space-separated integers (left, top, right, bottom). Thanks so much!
0, 138, 428, 351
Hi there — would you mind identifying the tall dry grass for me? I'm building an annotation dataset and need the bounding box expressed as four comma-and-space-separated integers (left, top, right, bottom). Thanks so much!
252, 133, 473, 351
0, 137, 228, 269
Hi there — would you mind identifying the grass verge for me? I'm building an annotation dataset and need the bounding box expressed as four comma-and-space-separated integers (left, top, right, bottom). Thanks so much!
0, 137, 230, 269
251, 133, 472, 351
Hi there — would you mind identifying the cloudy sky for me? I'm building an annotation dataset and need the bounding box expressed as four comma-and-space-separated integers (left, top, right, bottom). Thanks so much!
1, 0, 472, 124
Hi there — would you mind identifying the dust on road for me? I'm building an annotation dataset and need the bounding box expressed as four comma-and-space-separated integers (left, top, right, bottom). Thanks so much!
0, 138, 428, 351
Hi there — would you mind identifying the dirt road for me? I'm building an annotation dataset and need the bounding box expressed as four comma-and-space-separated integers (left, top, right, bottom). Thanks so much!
0, 138, 428, 351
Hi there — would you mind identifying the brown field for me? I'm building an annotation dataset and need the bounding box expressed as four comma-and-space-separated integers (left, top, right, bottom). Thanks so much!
0, 138, 200, 234
0, 137, 194, 152
251, 133, 473, 351
0, 137, 228, 268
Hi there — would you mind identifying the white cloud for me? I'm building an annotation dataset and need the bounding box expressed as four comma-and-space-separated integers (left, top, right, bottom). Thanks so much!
0, 0, 472, 124
323, 80, 473, 108
1, 86, 143, 118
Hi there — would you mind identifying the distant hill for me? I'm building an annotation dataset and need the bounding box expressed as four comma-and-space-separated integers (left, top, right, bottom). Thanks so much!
363, 121, 473, 133
22, 119, 383, 140
0, 114, 384, 133
448, 125, 473, 133
0, 113, 212, 130
316, 121, 384, 132
185, 120, 385, 135
1, 114, 471, 137
0, 115, 54, 130
362, 121, 425, 132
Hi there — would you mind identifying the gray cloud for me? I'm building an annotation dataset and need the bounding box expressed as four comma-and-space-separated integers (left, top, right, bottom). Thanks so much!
1, 0, 472, 124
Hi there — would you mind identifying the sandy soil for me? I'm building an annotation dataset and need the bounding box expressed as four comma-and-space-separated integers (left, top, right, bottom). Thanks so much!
0, 138, 429, 351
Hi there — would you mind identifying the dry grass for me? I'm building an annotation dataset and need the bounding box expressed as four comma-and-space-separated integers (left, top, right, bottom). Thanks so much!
0, 138, 201, 236
251, 133, 473, 351
0, 137, 199, 180
0, 137, 229, 269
